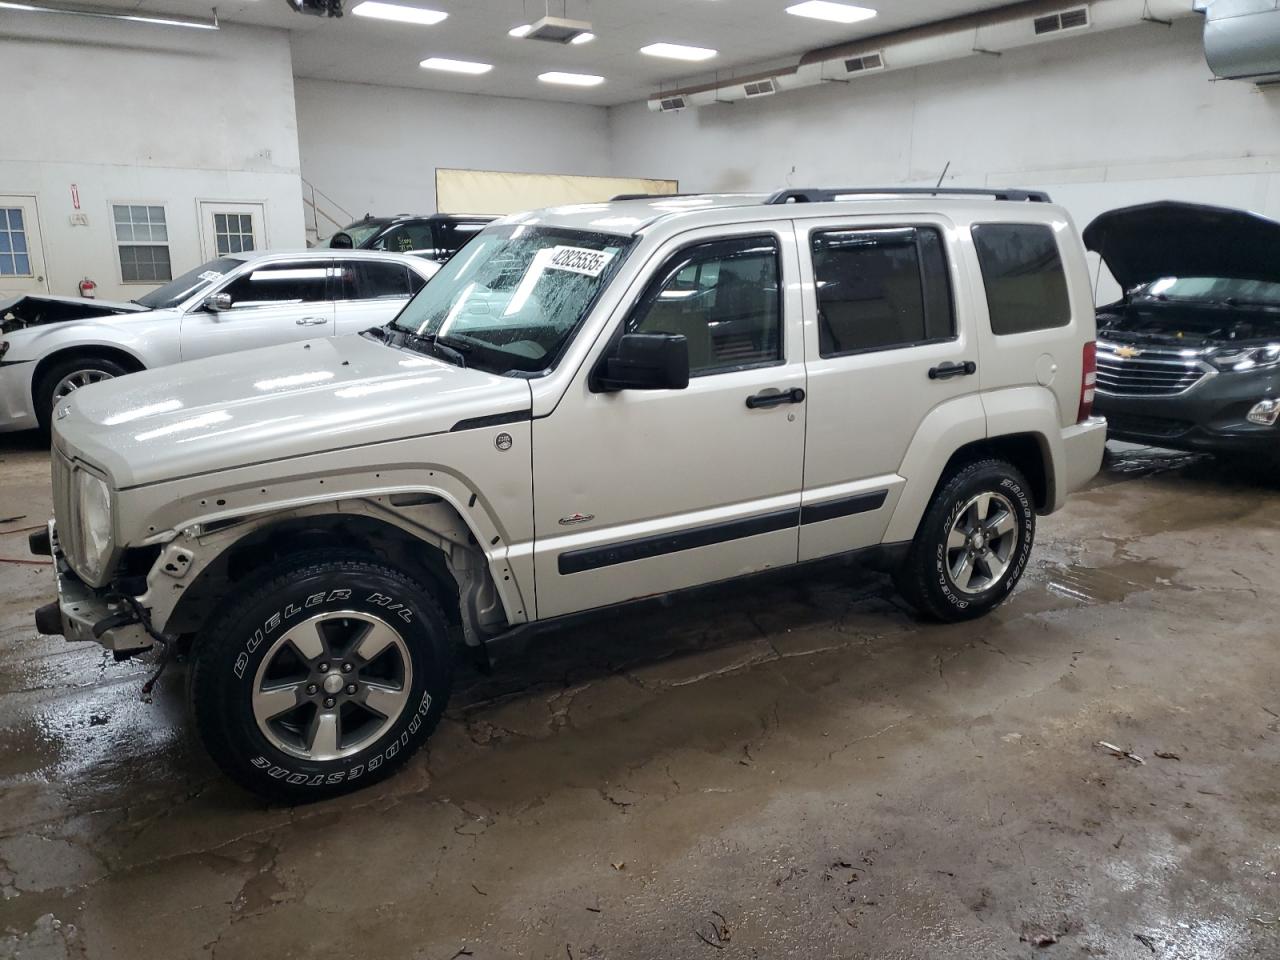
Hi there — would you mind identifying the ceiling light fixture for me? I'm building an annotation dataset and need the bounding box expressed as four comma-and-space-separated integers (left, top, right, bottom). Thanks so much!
785, 0, 877, 24
351, 1, 446, 25
538, 71, 605, 86
420, 57, 494, 74
508, 23, 533, 37
640, 42, 718, 61
571, 31, 595, 44
0, 0, 218, 28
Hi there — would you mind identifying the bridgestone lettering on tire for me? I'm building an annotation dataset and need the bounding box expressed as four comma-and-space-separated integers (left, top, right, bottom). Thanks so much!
894, 458, 1036, 623
190, 552, 453, 802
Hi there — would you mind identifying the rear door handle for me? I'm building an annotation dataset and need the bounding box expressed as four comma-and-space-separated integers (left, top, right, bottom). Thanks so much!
296, 317, 329, 326
928, 361, 976, 380
746, 387, 806, 409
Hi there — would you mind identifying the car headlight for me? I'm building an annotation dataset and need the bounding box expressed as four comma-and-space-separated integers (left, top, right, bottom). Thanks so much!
74, 471, 114, 583
1208, 344, 1280, 372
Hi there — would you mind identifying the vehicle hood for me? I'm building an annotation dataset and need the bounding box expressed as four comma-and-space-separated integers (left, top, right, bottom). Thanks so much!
0, 294, 146, 334
1097, 300, 1280, 349
53, 334, 533, 489
1084, 201, 1280, 291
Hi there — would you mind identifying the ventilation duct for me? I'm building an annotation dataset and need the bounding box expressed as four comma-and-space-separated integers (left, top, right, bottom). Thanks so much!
647, 0, 1197, 112
743, 78, 778, 98
657, 94, 688, 112
1204, 0, 1280, 83
524, 15, 593, 43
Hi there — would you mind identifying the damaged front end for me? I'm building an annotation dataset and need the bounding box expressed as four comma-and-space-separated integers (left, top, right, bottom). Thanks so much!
1, 295, 143, 334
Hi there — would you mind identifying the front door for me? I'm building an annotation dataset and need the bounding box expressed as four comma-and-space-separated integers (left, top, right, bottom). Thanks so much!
0, 195, 48, 298
532, 224, 807, 620
795, 217, 983, 561
198, 201, 266, 260
180, 258, 336, 361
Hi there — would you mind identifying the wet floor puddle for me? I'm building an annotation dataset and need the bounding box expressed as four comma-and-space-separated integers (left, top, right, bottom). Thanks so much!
1031, 557, 1188, 605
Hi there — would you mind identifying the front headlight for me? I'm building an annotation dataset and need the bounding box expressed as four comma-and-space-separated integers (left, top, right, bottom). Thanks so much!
74, 471, 114, 583
1208, 344, 1280, 372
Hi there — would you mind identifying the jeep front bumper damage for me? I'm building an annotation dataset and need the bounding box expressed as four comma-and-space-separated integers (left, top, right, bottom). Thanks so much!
31, 520, 153, 653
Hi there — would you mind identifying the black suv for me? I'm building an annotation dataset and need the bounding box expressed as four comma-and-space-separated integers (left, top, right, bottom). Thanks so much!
328, 213, 495, 263
1086, 201, 1280, 458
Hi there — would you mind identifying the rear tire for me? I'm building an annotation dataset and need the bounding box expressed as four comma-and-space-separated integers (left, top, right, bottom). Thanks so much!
34, 355, 130, 436
894, 458, 1036, 622
189, 551, 454, 803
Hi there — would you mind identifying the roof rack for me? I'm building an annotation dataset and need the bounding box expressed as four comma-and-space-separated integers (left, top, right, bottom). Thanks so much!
765, 187, 1052, 204
610, 192, 706, 201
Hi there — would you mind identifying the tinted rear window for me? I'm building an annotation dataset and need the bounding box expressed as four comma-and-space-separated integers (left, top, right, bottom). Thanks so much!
971, 223, 1071, 335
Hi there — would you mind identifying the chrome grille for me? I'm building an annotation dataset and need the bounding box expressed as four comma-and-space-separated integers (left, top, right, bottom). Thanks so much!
1095, 342, 1212, 397
50, 447, 79, 570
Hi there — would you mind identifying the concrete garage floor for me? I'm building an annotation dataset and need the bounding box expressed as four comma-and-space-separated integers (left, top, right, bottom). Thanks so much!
0, 437, 1277, 960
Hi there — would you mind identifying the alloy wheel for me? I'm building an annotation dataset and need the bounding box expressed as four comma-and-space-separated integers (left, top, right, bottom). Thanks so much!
251, 611, 414, 762
945, 491, 1020, 595
51, 368, 115, 404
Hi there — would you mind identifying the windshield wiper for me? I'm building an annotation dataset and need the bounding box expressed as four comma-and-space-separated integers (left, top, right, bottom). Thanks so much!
400, 331, 469, 369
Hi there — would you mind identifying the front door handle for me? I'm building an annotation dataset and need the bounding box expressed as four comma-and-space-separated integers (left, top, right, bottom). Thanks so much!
296, 317, 329, 326
928, 361, 977, 380
746, 387, 806, 409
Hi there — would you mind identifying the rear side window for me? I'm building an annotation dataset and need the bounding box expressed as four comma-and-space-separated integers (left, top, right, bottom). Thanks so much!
971, 223, 1071, 335
339, 260, 414, 300
372, 222, 434, 253
811, 226, 955, 357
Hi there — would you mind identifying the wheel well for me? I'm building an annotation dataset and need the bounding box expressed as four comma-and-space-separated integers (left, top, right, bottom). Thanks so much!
166, 514, 463, 640
941, 433, 1052, 512
32, 346, 146, 399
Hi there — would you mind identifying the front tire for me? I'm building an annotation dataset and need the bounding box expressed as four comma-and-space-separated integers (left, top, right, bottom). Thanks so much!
894, 459, 1036, 622
190, 552, 453, 802
34, 355, 130, 435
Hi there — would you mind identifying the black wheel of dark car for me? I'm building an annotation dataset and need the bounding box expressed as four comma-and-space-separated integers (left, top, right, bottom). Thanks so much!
34, 355, 131, 435
894, 459, 1036, 623
189, 552, 454, 802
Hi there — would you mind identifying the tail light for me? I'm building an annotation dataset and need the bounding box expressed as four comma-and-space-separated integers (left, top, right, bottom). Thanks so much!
1077, 341, 1097, 423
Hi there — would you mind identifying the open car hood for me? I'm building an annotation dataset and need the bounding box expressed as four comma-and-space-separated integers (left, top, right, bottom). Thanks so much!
0, 294, 145, 333
1084, 201, 1280, 292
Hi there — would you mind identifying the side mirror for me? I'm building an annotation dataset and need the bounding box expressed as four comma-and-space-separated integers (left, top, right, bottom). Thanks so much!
329, 231, 354, 249
596, 333, 690, 392
203, 292, 233, 313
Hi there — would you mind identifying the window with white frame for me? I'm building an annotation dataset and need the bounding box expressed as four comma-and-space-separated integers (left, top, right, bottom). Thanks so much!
0, 208, 32, 276
113, 204, 172, 283
213, 212, 255, 255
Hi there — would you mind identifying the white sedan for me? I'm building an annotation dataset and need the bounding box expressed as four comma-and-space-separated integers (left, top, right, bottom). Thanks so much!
0, 249, 439, 433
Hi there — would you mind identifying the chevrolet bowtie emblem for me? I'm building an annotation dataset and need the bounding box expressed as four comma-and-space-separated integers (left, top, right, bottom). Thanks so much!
1114, 345, 1142, 359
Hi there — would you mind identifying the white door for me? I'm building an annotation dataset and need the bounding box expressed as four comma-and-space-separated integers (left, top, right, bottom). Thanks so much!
795, 217, 983, 562
0, 195, 48, 297
198, 201, 266, 260
330, 257, 424, 336
532, 225, 808, 620
180, 258, 335, 361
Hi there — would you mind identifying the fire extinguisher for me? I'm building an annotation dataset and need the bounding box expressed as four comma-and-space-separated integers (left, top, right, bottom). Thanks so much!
78, 278, 97, 299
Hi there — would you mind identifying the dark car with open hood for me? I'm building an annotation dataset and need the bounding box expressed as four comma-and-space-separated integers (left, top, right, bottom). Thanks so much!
1084, 201, 1280, 459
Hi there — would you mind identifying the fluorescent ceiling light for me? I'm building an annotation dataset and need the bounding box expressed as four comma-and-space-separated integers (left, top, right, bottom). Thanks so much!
571, 31, 595, 44
538, 71, 605, 86
786, 0, 877, 24
0, 0, 218, 27
508, 23, 532, 37
640, 42, 717, 61
351, 1, 446, 25
420, 57, 493, 74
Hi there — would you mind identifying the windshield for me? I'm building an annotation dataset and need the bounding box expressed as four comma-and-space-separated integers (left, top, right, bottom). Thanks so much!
332, 221, 386, 248
1134, 276, 1280, 308
134, 258, 240, 310
388, 224, 633, 374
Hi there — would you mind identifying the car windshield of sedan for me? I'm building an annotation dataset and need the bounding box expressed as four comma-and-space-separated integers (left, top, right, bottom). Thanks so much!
132, 257, 241, 310
1135, 276, 1280, 308
388, 224, 633, 374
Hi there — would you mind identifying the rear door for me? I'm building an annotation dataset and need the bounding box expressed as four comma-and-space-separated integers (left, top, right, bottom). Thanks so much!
795, 216, 981, 561
180, 258, 336, 360
331, 258, 426, 335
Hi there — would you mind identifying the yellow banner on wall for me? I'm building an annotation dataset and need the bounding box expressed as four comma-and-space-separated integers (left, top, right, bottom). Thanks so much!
435, 168, 679, 216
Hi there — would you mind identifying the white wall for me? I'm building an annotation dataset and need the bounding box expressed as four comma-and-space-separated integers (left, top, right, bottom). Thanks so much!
294, 79, 612, 233
0, 19, 305, 301
608, 18, 1280, 299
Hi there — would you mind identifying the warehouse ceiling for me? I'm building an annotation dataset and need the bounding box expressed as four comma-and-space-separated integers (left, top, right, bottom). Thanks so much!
11, 0, 1023, 105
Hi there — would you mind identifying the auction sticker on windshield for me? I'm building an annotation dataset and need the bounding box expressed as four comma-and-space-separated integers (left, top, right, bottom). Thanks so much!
547, 246, 615, 278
